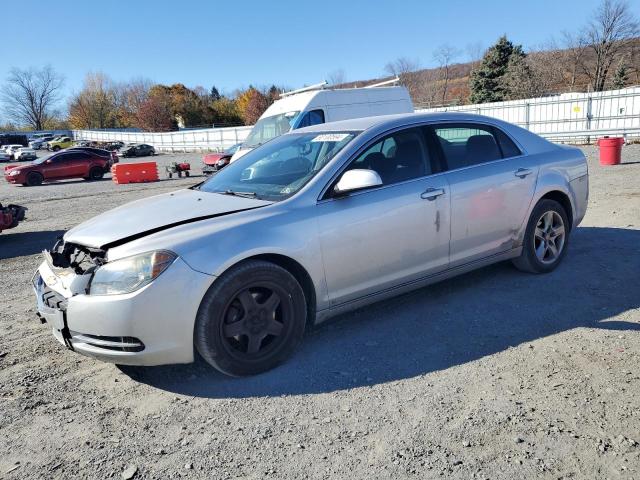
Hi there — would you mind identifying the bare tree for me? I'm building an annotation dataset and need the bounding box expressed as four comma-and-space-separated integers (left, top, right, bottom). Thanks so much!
1, 66, 64, 130
384, 57, 421, 99
579, 0, 639, 91
560, 32, 588, 89
327, 69, 346, 86
465, 41, 485, 69
433, 44, 460, 103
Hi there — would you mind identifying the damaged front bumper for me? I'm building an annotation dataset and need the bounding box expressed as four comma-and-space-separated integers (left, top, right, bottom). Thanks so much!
33, 249, 214, 366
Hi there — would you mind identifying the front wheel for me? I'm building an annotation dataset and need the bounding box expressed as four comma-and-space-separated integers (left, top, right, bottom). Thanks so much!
194, 260, 307, 376
512, 199, 570, 273
26, 172, 43, 186
51, 146, 60, 152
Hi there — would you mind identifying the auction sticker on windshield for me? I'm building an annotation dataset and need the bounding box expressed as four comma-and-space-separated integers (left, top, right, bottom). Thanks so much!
311, 133, 350, 142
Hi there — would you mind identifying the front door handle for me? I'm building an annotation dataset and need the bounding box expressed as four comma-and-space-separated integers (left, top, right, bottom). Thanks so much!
421, 187, 445, 201
514, 168, 533, 178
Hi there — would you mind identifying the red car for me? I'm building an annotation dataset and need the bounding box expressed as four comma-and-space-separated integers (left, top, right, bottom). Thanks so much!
202, 143, 241, 175
4, 150, 112, 186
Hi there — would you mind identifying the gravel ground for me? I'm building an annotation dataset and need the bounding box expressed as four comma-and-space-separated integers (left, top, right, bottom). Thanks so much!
0, 146, 639, 479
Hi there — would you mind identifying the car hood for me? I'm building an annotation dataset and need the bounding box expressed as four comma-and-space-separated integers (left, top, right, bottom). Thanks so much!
64, 189, 273, 249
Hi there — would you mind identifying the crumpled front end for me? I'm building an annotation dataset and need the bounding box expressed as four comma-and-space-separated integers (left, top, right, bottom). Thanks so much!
33, 240, 214, 366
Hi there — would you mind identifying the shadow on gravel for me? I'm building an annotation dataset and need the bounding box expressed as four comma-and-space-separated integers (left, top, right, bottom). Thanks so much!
0, 230, 65, 259
120, 226, 640, 398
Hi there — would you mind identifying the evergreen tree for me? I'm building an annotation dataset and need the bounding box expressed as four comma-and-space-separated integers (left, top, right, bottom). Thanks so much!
611, 61, 629, 89
503, 54, 540, 100
210, 86, 221, 101
469, 36, 525, 103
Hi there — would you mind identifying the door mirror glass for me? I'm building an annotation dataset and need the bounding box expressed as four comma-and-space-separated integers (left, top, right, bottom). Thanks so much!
334, 169, 382, 195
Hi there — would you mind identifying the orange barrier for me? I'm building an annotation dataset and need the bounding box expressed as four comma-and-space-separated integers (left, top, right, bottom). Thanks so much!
111, 162, 159, 184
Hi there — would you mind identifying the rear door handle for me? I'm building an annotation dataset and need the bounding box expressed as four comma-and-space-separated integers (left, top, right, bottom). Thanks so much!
421, 187, 445, 200
514, 168, 533, 178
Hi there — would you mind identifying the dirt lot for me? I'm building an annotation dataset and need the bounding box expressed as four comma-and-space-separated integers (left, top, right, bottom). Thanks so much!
0, 147, 639, 479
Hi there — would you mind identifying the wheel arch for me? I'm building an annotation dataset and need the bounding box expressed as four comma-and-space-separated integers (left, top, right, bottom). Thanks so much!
211, 253, 318, 326
538, 189, 574, 231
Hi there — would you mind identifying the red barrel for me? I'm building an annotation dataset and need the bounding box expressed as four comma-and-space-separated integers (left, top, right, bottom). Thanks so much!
597, 137, 624, 166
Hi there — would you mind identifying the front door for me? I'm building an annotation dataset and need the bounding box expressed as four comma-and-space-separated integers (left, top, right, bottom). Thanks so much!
316, 127, 450, 306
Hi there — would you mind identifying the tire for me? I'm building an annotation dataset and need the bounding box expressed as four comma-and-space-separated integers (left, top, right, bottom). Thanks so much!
52, 146, 60, 152
185, 171, 190, 177
194, 260, 307, 376
512, 199, 570, 274
88, 167, 104, 181
26, 171, 43, 186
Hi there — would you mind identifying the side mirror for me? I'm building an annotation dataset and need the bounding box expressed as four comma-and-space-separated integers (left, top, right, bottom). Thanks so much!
333, 169, 382, 196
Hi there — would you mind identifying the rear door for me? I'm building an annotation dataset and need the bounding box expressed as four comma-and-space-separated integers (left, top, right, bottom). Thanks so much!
429, 123, 538, 266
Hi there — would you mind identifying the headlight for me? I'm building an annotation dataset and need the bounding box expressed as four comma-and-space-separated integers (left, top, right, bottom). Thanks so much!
9, 170, 21, 176
89, 250, 176, 295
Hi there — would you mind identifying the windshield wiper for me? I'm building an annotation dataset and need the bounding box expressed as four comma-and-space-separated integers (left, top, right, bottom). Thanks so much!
218, 189, 259, 199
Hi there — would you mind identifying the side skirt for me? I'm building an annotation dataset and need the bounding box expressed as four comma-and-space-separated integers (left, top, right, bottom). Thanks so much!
314, 247, 522, 324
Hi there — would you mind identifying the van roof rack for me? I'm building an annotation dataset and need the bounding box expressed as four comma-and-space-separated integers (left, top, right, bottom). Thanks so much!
280, 81, 328, 98
364, 77, 400, 88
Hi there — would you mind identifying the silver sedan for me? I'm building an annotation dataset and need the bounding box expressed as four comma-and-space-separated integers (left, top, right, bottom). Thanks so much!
33, 112, 589, 376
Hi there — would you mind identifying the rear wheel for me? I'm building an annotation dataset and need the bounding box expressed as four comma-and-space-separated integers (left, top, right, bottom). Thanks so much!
87, 166, 104, 181
26, 172, 43, 186
194, 260, 307, 376
512, 199, 569, 273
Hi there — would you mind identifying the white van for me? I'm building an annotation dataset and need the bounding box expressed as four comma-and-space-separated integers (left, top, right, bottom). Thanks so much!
231, 84, 413, 161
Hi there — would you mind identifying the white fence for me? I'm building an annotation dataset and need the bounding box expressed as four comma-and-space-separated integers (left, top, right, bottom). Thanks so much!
72, 125, 253, 152
416, 86, 640, 143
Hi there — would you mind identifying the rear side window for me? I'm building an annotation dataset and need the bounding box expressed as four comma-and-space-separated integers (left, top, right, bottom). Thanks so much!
432, 123, 503, 170
494, 128, 522, 158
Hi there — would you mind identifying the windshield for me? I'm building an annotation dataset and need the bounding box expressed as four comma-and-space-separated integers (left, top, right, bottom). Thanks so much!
242, 111, 301, 148
198, 131, 357, 201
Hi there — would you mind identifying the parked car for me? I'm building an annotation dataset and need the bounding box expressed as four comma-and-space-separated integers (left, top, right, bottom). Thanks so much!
47, 136, 74, 151
0, 134, 28, 147
29, 135, 55, 150
68, 146, 118, 165
14, 147, 37, 161
202, 143, 241, 174
104, 141, 125, 151
0, 151, 11, 162
32, 112, 589, 376
230, 84, 413, 162
4, 150, 111, 186
119, 143, 155, 157
3, 144, 24, 159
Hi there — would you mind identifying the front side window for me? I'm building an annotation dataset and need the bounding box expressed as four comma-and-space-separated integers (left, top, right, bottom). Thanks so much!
198, 131, 356, 201
242, 111, 301, 148
346, 128, 430, 185
433, 123, 520, 169
297, 109, 325, 128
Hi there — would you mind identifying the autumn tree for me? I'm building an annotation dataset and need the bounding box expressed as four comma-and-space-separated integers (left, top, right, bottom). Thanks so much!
1, 65, 64, 130
68, 72, 120, 129
236, 87, 269, 125
137, 95, 175, 131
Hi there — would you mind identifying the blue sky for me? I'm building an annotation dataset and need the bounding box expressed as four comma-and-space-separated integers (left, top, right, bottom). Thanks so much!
2, 0, 634, 99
